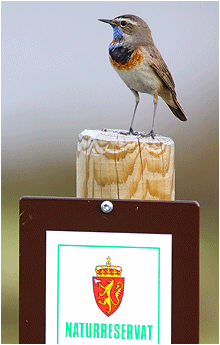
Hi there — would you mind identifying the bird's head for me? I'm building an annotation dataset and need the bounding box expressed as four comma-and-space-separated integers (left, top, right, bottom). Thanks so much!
99, 14, 152, 48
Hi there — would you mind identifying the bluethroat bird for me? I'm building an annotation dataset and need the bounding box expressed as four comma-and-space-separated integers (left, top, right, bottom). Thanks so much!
99, 14, 187, 138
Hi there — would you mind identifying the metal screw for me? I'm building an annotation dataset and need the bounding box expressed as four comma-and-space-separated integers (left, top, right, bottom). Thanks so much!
101, 201, 113, 214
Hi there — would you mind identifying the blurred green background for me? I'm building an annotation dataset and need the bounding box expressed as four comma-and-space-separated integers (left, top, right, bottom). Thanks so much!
2, 1, 218, 343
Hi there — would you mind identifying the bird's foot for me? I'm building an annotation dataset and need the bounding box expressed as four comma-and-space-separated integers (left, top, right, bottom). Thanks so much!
119, 130, 130, 135
128, 128, 140, 136
133, 130, 156, 138
119, 128, 156, 139
146, 129, 156, 139
128, 128, 146, 136
119, 128, 138, 136
132, 130, 156, 138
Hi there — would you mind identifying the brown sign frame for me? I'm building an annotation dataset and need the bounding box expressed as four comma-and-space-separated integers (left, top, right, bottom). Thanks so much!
19, 197, 199, 344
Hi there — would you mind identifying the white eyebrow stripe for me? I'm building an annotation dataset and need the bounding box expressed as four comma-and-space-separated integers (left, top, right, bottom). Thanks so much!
118, 17, 137, 26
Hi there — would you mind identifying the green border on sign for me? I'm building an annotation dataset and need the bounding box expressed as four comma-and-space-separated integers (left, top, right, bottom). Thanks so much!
57, 245, 160, 344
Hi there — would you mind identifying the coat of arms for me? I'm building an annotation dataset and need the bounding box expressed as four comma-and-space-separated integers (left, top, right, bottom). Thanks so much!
93, 256, 124, 316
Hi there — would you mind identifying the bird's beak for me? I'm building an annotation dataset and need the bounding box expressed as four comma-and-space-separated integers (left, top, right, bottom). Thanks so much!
98, 19, 116, 26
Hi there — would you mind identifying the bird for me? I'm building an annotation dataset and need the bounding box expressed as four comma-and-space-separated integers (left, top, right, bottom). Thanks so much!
99, 14, 187, 138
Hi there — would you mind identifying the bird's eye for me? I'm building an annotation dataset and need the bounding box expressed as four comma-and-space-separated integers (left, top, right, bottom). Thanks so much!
120, 20, 127, 27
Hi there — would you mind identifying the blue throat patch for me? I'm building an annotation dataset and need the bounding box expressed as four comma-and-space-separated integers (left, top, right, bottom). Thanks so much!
112, 25, 123, 40
109, 25, 123, 50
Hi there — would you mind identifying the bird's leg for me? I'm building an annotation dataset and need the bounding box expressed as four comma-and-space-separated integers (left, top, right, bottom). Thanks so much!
129, 89, 140, 134
147, 94, 158, 139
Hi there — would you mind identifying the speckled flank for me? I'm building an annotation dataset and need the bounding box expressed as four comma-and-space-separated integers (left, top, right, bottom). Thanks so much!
110, 49, 144, 71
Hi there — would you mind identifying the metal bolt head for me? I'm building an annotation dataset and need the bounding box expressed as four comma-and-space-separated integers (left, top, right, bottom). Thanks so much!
101, 201, 113, 214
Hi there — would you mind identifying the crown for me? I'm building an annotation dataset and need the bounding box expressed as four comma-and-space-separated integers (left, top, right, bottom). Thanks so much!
95, 257, 122, 277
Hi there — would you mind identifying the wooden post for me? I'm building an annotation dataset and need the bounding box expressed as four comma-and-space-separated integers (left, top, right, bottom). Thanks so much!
77, 129, 175, 200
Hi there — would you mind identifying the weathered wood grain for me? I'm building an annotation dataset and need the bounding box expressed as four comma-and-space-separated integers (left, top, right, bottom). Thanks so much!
77, 129, 175, 200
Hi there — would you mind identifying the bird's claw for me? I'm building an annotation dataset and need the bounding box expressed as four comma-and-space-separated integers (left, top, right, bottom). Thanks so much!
119, 128, 156, 139
147, 129, 156, 139
134, 130, 156, 138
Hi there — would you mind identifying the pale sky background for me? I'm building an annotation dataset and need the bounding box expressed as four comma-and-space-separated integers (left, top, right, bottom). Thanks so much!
2, 1, 219, 344
2, 1, 218, 155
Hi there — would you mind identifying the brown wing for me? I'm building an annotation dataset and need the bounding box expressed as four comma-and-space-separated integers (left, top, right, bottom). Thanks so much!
151, 57, 176, 96
144, 43, 177, 96
151, 58, 187, 120
143, 44, 187, 121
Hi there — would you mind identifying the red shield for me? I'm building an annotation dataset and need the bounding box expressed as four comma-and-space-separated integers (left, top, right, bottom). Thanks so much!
93, 277, 125, 316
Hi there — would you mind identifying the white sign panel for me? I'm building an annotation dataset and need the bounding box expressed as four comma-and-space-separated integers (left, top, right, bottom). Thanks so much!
46, 231, 172, 344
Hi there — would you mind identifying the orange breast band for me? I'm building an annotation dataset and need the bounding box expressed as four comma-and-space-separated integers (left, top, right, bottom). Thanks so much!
110, 49, 144, 71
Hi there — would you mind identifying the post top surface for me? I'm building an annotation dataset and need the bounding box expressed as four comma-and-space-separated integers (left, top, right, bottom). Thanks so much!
79, 129, 174, 144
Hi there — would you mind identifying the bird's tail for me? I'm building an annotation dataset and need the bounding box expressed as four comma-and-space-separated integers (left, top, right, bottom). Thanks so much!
167, 99, 187, 121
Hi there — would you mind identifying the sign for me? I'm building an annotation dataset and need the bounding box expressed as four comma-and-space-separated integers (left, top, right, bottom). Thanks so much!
19, 197, 199, 344
46, 231, 172, 343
